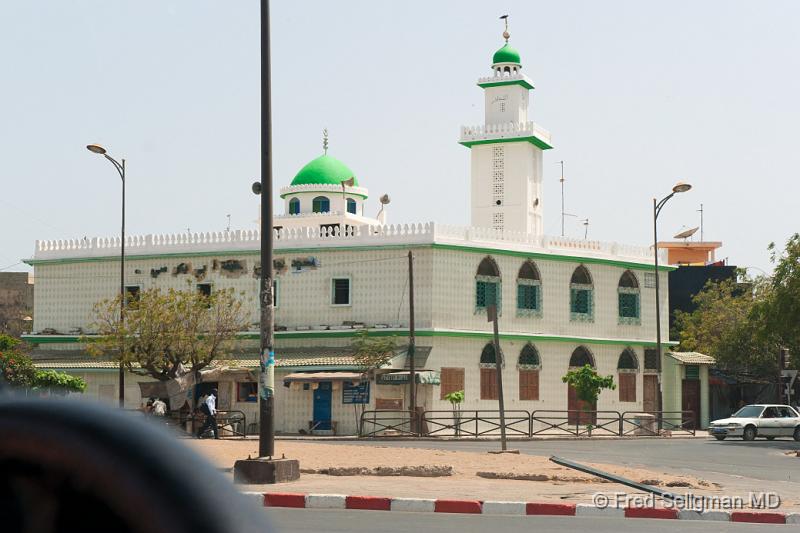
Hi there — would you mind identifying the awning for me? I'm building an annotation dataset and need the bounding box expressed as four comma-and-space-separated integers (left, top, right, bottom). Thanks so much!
667, 352, 716, 365
283, 372, 365, 384
376, 370, 440, 385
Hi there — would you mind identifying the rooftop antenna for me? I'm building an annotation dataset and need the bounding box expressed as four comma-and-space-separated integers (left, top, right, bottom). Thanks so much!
581, 218, 589, 240
322, 128, 329, 155
558, 161, 565, 237
499, 14, 510, 42
226, 214, 231, 232
697, 203, 704, 241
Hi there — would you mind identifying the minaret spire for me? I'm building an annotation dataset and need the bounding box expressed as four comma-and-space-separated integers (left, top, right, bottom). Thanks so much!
322, 128, 329, 155
500, 14, 510, 42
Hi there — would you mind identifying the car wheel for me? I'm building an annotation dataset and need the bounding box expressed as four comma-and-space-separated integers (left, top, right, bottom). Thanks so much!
714, 435, 726, 441
742, 425, 757, 441
794, 427, 800, 442
765, 436, 775, 441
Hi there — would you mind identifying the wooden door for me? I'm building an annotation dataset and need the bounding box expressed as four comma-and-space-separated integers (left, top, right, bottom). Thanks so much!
643, 375, 658, 414
568, 385, 596, 425
681, 379, 701, 429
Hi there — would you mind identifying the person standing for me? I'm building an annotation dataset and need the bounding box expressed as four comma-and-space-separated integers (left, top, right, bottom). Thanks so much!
196, 388, 218, 439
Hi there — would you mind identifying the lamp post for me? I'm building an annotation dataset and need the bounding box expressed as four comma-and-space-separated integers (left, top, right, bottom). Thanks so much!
86, 143, 126, 408
653, 181, 691, 427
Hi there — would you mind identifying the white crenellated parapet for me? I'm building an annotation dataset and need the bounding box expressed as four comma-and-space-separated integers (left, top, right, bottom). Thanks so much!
460, 121, 551, 146
478, 72, 534, 84
32, 222, 666, 265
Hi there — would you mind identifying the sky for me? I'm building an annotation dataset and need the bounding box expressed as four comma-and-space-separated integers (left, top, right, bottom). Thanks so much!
2, 0, 798, 274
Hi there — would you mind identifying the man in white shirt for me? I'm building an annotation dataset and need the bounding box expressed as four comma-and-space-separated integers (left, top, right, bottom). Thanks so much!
152, 398, 167, 417
196, 388, 219, 439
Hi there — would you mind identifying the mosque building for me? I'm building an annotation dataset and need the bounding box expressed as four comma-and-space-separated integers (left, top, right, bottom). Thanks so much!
23, 24, 711, 434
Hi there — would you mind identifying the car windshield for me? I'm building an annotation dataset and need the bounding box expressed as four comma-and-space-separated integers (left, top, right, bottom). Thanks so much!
732, 405, 765, 418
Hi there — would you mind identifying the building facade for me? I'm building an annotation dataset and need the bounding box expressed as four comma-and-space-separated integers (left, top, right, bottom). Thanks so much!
23, 29, 690, 434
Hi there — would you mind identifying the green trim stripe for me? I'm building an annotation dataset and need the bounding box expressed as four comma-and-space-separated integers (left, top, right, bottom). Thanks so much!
24, 243, 672, 272
477, 79, 535, 90
459, 135, 553, 150
22, 330, 679, 347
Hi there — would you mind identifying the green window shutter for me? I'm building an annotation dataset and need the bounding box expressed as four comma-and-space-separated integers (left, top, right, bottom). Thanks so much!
476, 278, 500, 312
517, 284, 538, 310
685, 365, 700, 380
618, 292, 639, 318
571, 289, 590, 314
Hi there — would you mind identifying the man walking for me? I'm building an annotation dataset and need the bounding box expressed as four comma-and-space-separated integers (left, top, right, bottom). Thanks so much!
197, 388, 219, 439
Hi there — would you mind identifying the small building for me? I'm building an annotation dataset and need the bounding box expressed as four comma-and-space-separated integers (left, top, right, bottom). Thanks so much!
662, 351, 715, 429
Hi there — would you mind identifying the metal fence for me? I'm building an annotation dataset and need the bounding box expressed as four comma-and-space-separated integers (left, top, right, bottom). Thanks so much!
359, 409, 696, 438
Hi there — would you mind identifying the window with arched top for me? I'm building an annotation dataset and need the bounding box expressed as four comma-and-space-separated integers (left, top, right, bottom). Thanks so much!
312, 196, 330, 213
568, 346, 595, 368
346, 198, 357, 215
475, 257, 501, 313
569, 265, 594, 322
516, 261, 542, 316
618, 270, 641, 325
518, 344, 540, 401
289, 197, 300, 215
479, 343, 501, 400
617, 348, 639, 402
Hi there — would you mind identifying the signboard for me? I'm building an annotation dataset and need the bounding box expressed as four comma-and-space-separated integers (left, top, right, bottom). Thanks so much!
377, 371, 441, 385
342, 381, 370, 404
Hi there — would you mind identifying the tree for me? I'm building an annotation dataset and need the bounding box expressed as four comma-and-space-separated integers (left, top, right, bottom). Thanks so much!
765, 233, 800, 368
87, 287, 248, 381
0, 334, 86, 393
350, 329, 397, 432
561, 364, 615, 433
444, 390, 464, 436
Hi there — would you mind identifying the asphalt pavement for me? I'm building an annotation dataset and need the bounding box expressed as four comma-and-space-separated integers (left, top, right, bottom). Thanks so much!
264, 508, 790, 532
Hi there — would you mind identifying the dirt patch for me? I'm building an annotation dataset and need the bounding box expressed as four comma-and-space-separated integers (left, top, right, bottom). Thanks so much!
301, 465, 453, 477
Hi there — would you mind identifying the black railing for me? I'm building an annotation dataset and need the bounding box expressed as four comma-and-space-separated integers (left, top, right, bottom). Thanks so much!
531, 410, 622, 437
357, 409, 696, 438
168, 409, 248, 439
423, 410, 531, 438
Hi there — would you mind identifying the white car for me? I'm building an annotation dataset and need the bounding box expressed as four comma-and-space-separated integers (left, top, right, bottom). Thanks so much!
709, 404, 800, 441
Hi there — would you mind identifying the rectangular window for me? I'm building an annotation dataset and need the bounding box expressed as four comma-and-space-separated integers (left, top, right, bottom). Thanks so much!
476, 280, 499, 309
124, 285, 141, 306
331, 277, 351, 306
197, 283, 212, 297
570, 288, 590, 314
440, 367, 465, 400
644, 349, 658, 371
618, 292, 639, 318
519, 369, 539, 401
618, 373, 636, 402
237, 382, 258, 402
517, 284, 539, 311
685, 365, 700, 380
480, 368, 498, 400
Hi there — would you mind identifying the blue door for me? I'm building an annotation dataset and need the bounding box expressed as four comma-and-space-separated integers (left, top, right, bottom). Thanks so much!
313, 382, 332, 430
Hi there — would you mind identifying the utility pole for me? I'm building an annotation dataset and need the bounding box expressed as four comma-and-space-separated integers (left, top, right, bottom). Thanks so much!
408, 251, 416, 432
487, 305, 507, 451
698, 204, 704, 242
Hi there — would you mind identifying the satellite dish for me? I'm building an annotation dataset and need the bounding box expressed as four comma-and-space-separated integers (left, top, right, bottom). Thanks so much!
673, 226, 699, 239
379, 194, 391, 205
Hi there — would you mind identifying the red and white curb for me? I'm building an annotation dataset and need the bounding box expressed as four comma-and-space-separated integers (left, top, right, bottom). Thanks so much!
244, 492, 800, 525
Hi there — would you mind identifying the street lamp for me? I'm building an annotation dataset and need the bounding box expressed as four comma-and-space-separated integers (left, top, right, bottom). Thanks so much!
653, 181, 691, 427
87, 144, 126, 409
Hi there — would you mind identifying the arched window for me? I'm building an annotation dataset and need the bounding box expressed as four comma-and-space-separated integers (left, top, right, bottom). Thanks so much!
569, 346, 595, 368
289, 197, 300, 215
479, 343, 501, 400
617, 348, 638, 402
569, 265, 594, 322
516, 261, 541, 316
475, 257, 501, 313
618, 270, 641, 324
518, 344, 540, 401
346, 198, 357, 215
312, 196, 330, 213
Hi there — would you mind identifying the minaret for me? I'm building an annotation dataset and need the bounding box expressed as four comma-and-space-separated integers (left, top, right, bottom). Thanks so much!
460, 17, 553, 236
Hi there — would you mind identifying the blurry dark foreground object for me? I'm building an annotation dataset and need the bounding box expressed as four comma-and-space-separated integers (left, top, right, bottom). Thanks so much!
0, 397, 270, 533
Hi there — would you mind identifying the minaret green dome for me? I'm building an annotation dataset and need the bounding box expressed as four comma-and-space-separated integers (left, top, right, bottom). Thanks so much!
492, 43, 521, 65
290, 154, 359, 187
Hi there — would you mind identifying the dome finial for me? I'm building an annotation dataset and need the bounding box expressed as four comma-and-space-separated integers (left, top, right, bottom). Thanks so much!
500, 14, 510, 42
322, 128, 329, 155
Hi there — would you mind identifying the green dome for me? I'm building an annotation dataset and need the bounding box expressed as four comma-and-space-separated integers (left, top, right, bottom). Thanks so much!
492, 43, 521, 65
290, 154, 359, 187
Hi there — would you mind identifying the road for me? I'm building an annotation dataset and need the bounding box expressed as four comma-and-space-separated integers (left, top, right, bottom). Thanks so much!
264, 508, 790, 532
326, 437, 799, 484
